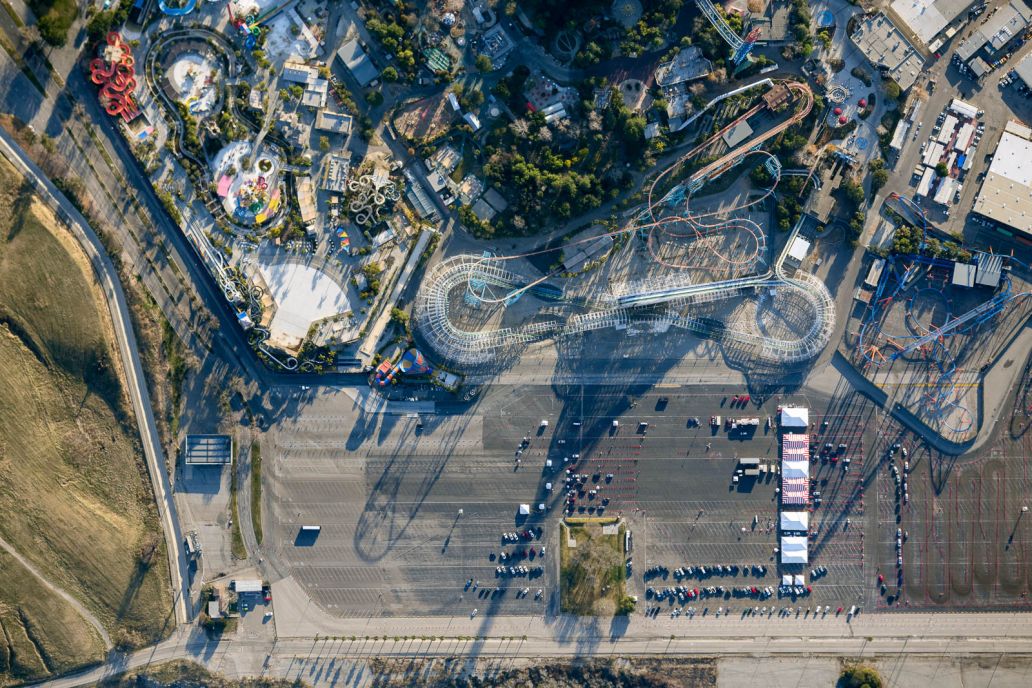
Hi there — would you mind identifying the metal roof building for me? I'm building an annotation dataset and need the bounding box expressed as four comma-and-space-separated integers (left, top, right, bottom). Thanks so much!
955, 0, 1032, 62
975, 252, 1004, 287
336, 40, 379, 86
1017, 52, 1032, 88
890, 0, 976, 47
183, 435, 232, 465
850, 13, 924, 91
972, 122, 1032, 237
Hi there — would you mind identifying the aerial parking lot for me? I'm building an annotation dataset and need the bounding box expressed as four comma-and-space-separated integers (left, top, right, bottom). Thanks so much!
263, 378, 906, 620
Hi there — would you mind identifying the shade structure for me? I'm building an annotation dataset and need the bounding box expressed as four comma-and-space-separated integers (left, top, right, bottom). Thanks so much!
838, 115, 847, 124
859, 98, 867, 107
780, 407, 809, 428
833, 107, 842, 115
781, 535, 809, 564
780, 511, 809, 531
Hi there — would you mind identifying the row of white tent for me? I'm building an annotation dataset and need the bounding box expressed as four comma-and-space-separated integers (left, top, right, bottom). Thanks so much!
780, 407, 811, 565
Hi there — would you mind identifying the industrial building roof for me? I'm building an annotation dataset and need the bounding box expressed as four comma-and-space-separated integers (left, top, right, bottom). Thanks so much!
336, 40, 378, 86
972, 125, 1032, 236
1017, 52, 1032, 87
315, 109, 352, 134
850, 14, 924, 91
955, 0, 1032, 62
952, 262, 976, 287
975, 252, 1004, 287
890, 0, 973, 47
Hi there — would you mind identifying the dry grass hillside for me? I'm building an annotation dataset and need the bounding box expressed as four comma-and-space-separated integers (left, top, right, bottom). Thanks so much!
0, 156, 171, 684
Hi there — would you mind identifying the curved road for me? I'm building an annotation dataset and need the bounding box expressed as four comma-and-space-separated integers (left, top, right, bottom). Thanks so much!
0, 129, 191, 627
0, 535, 112, 649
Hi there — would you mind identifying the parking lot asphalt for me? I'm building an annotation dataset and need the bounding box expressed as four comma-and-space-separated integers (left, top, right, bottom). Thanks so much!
263, 377, 886, 619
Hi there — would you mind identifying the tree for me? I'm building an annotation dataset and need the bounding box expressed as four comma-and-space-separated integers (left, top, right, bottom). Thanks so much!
871, 167, 888, 190
390, 307, 409, 326
935, 162, 949, 177
382, 66, 399, 82
884, 80, 901, 101
37, 15, 67, 47
319, 136, 330, 152
869, 159, 888, 191
365, 90, 384, 106
842, 178, 865, 207
475, 54, 493, 72
839, 664, 883, 688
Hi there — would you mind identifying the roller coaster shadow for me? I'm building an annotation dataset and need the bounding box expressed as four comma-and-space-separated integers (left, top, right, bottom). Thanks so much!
346, 397, 479, 565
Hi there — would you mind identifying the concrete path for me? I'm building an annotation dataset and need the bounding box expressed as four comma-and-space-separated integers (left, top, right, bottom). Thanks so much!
0, 535, 112, 649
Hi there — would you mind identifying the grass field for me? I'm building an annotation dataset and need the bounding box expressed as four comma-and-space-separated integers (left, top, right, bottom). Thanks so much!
230, 443, 247, 560
0, 156, 171, 678
559, 521, 629, 616
0, 550, 105, 684
250, 441, 263, 545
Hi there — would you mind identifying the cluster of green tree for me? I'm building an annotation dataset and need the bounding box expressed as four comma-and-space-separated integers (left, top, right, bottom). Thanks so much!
216, 110, 248, 141
175, 102, 203, 159
619, 0, 685, 56
267, 211, 308, 243
869, 159, 889, 191
358, 261, 383, 299
365, 10, 417, 78
574, 40, 610, 67
789, 0, 814, 55
839, 177, 866, 243
492, 65, 532, 112
689, 12, 739, 67
751, 168, 808, 231
84, 1, 133, 45
477, 93, 640, 235
839, 664, 883, 688
891, 222, 971, 262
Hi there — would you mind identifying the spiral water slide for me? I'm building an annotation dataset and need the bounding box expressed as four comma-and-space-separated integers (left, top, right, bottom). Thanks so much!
89, 33, 141, 121
415, 81, 835, 367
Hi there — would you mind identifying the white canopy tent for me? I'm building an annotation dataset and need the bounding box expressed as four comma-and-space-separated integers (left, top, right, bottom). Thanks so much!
780, 406, 809, 428
518, 504, 530, 515
780, 511, 809, 532
782, 459, 809, 479
780, 535, 809, 564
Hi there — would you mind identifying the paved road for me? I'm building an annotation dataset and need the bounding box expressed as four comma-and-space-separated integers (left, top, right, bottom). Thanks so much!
32, 607, 1032, 688
0, 535, 112, 649
0, 129, 191, 626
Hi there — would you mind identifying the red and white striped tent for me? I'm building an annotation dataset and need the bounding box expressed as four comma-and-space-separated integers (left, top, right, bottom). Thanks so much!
781, 433, 810, 505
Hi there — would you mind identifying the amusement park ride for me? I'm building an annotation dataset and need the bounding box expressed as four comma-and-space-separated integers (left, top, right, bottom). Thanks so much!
88, 32, 141, 122
694, 0, 761, 67
415, 80, 837, 369
855, 194, 1032, 433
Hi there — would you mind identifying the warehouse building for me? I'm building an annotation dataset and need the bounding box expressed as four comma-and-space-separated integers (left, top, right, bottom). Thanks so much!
972, 120, 1032, 238
955, 0, 1032, 64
